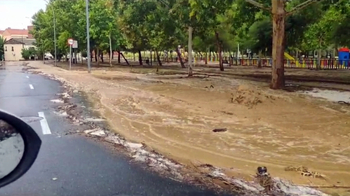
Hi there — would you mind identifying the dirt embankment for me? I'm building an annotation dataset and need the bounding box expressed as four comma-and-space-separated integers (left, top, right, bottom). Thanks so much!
26, 62, 350, 195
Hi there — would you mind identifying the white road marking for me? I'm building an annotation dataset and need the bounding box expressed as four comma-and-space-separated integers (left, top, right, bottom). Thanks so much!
26, 76, 29, 78
38, 112, 51, 135
29, 84, 34, 89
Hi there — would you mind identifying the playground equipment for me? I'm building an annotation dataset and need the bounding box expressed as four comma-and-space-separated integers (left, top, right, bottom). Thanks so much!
284, 52, 300, 67
338, 48, 349, 67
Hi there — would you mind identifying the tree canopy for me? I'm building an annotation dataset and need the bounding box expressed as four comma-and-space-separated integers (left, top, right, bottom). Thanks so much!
31, 0, 350, 89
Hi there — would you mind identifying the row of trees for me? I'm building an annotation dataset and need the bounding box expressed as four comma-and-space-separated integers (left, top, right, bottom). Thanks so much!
31, 0, 350, 89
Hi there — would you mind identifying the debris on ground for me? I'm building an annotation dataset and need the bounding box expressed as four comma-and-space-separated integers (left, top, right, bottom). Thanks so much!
212, 128, 227, 133
50, 99, 64, 103
229, 85, 268, 108
284, 166, 327, 179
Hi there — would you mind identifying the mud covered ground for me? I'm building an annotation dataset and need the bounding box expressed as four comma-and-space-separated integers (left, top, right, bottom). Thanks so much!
23, 61, 350, 196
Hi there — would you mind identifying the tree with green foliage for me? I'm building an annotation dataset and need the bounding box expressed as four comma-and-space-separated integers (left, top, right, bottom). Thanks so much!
30, 0, 350, 89
0, 37, 6, 60
21, 48, 37, 60
244, 0, 333, 89
189, 0, 235, 71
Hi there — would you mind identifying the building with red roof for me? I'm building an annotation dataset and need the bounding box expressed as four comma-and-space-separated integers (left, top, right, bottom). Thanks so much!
0, 26, 33, 40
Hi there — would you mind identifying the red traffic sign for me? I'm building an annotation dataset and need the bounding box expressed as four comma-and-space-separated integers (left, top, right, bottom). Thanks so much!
67, 38, 74, 46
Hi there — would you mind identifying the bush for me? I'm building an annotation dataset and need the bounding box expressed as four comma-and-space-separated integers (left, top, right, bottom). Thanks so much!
21, 48, 37, 60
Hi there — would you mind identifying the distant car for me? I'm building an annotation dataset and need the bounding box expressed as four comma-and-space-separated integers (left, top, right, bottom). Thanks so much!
44, 55, 53, 60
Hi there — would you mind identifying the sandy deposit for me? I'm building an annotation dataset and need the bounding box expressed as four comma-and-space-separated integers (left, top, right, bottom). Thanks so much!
24, 61, 350, 195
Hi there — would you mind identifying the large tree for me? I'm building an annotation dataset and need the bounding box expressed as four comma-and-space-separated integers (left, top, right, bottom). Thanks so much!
245, 0, 328, 89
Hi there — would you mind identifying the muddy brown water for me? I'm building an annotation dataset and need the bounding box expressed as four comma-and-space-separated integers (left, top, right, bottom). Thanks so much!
28, 62, 350, 195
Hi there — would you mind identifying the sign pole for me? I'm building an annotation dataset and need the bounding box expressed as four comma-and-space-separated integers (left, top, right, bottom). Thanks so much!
69, 45, 72, 70
67, 38, 74, 70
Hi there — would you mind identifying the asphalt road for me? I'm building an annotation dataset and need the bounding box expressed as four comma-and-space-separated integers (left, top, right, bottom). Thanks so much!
0, 64, 233, 196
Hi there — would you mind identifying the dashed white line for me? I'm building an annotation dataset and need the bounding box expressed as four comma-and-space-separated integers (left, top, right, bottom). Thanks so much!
26, 76, 29, 78
29, 84, 34, 89
38, 112, 51, 135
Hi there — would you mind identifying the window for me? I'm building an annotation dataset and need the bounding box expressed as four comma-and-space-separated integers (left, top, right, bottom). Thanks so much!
11, 47, 14, 51
4, 46, 7, 51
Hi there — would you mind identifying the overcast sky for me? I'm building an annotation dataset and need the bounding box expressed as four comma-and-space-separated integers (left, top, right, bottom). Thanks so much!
0, 0, 46, 30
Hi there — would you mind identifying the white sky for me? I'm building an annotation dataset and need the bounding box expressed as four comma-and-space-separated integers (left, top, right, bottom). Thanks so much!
0, 0, 46, 30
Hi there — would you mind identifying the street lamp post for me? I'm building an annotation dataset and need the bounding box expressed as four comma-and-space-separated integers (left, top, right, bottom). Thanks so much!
53, 8, 57, 66
86, 0, 91, 73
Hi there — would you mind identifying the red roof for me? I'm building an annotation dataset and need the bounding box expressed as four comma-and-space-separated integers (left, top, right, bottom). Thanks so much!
339, 47, 349, 52
4, 28, 28, 35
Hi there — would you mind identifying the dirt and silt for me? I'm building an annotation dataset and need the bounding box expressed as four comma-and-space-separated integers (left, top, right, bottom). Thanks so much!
25, 61, 350, 195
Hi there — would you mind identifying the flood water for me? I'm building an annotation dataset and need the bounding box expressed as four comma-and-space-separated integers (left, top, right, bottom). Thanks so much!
300, 88, 350, 103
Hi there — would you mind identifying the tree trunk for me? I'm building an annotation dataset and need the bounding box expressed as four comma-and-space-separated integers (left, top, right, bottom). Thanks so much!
209, 52, 211, 63
74, 50, 77, 64
96, 48, 100, 66
204, 52, 208, 65
101, 53, 104, 63
229, 53, 233, 66
120, 52, 129, 65
258, 50, 263, 68
138, 50, 143, 65
176, 48, 185, 68
118, 51, 121, 63
271, 0, 286, 89
156, 50, 162, 66
109, 33, 112, 66
317, 48, 321, 70
215, 31, 224, 71
94, 49, 97, 62
165, 51, 168, 62
188, 26, 193, 77
150, 50, 152, 66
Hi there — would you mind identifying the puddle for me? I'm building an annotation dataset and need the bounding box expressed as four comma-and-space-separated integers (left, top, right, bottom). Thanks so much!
300, 88, 350, 103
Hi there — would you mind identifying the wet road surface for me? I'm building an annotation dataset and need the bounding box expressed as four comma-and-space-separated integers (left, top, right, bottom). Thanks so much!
0, 64, 233, 196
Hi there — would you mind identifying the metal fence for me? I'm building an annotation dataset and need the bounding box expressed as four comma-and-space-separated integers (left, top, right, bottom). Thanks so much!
114, 51, 350, 70
228, 58, 349, 70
